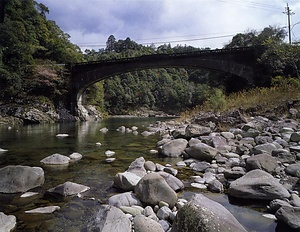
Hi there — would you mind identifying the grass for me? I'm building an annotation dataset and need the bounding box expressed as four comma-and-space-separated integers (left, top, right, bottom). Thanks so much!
181, 83, 300, 121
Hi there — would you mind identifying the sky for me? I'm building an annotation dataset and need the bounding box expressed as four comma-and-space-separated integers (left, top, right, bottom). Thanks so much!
36, 0, 300, 52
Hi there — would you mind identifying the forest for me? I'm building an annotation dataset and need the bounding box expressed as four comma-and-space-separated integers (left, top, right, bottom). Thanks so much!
0, 0, 299, 115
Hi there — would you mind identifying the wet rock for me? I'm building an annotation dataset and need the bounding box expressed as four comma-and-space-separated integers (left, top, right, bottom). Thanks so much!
160, 139, 188, 158
40, 153, 70, 165
135, 172, 177, 208
228, 169, 290, 200
108, 192, 142, 207
88, 205, 131, 232
133, 215, 164, 232
0, 212, 16, 232
47, 181, 90, 196
171, 193, 247, 232
0, 165, 44, 193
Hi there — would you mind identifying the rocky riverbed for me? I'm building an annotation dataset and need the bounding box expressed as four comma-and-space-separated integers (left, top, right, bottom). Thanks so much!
1, 109, 300, 231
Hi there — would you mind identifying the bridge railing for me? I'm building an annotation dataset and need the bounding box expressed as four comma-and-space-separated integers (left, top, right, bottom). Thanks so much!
70, 46, 263, 68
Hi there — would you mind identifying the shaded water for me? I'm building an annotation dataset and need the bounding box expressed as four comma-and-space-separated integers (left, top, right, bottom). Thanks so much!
0, 118, 283, 231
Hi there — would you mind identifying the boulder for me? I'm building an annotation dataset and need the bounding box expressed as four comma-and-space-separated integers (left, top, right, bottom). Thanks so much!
135, 172, 178, 208
108, 192, 142, 207
87, 205, 131, 232
133, 215, 164, 232
275, 206, 300, 230
0, 165, 44, 193
185, 124, 211, 138
40, 153, 70, 165
171, 193, 247, 232
160, 139, 188, 157
245, 153, 278, 174
185, 142, 217, 162
0, 212, 16, 232
47, 181, 90, 196
114, 171, 142, 191
228, 169, 290, 200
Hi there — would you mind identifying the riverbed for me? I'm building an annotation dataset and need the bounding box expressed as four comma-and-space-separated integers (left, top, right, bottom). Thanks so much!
0, 118, 280, 231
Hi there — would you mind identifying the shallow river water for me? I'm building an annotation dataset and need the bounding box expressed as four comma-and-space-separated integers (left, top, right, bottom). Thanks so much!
0, 117, 288, 231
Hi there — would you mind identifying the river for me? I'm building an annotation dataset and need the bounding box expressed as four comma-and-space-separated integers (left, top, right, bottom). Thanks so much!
0, 117, 281, 231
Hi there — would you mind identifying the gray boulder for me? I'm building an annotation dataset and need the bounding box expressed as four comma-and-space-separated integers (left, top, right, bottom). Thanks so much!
47, 181, 90, 196
0, 165, 44, 193
245, 153, 278, 174
276, 206, 300, 230
285, 163, 300, 178
160, 139, 188, 157
228, 169, 290, 200
114, 171, 142, 191
135, 172, 178, 208
127, 157, 147, 177
133, 215, 164, 232
171, 193, 247, 232
185, 142, 217, 162
185, 124, 211, 138
87, 205, 131, 232
108, 192, 142, 207
158, 171, 184, 192
252, 143, 278, 155
272, 149, 296, 164
0, 212, 16, 232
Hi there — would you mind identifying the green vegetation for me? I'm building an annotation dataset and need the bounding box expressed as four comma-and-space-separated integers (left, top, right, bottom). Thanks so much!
0, 1, 299, 117
0, 0, 83, 104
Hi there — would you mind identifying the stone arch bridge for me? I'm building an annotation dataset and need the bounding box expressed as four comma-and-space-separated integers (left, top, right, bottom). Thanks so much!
67, 46, 265, 115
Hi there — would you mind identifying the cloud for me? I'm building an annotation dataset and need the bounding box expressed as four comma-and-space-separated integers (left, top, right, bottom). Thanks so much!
37, 0, 300, 50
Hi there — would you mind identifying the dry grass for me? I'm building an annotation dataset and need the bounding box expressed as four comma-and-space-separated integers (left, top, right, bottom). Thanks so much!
181, 84, 300, 120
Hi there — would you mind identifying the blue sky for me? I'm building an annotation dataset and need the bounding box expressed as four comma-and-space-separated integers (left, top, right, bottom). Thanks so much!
36, 0, 300, 51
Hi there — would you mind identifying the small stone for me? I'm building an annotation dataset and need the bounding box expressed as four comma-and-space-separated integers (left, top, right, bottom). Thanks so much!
105, 150, 115, 157
20, 192, 39, 198
56, 133, 69, 137
191, 183, 207, 189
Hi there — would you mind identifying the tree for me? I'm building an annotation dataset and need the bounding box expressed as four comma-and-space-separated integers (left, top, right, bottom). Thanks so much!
106, 35, 116, 52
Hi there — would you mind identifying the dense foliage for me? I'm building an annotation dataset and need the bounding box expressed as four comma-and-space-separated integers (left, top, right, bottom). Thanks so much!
0, 0, 83, 102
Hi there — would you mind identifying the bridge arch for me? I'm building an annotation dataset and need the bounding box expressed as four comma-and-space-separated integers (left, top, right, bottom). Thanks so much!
68, 47, 263, 114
